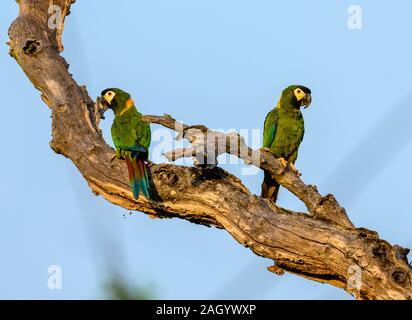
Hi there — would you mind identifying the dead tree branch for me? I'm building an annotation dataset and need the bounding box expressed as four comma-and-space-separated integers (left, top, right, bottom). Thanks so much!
8, 0, 412, 299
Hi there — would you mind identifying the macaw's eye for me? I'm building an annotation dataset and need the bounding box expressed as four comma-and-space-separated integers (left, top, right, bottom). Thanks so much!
108, 92, 112, 96
297, 89, 302, 94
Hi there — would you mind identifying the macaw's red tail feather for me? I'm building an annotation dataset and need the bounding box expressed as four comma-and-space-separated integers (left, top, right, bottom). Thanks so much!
261, 171, 279, 203
125, 156, 136, 185
132, 156, 150, 199
125, 153, 150, 200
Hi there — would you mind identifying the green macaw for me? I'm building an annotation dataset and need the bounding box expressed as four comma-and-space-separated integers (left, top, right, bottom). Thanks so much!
101, 88, 151, 200
261, 85, 312, 202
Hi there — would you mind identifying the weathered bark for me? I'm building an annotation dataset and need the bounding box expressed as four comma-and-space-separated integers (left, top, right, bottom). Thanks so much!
8, 0, 412, 299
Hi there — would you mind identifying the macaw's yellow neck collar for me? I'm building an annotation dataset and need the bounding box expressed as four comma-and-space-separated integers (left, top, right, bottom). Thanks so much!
119, 97, 134, 116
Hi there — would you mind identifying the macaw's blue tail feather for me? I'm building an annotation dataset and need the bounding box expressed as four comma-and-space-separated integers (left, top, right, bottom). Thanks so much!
125, 153, 150, 200
133, 157, 150, 199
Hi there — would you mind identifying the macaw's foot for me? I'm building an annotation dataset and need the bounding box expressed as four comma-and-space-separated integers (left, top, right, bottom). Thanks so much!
146, 160, 155, 168
278, 157, 288, 167
289, 163, 302, 177
277, 158, 301, 176
110, 154, 117, 163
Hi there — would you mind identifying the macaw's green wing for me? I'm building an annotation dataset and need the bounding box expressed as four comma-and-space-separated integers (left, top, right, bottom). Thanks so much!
135, 119, 151, 151
263, 107, 278, 148
111, 111, 151, 154
131, 116, 151, 199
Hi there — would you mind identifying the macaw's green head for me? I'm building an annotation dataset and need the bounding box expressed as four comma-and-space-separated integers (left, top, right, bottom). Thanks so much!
281, 85, 312, 109
100, 88, 132, 115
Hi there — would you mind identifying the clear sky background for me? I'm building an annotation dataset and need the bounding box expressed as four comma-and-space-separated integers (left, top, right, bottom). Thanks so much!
1, 0, 411, 299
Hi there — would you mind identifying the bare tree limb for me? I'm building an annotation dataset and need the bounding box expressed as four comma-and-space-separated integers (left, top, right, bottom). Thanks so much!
8, 0, 412, 299
142, 114, 354, 228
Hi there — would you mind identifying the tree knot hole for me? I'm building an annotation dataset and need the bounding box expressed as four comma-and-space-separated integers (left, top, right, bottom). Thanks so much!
23, 39, 41, 56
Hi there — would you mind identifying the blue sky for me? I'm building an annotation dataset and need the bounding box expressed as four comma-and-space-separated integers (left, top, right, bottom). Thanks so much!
1, 0, 411, 299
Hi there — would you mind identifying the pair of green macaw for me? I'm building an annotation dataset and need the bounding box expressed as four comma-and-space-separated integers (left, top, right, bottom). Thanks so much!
100, 85, 312, 202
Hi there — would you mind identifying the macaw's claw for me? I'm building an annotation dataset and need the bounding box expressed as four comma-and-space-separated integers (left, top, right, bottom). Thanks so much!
278, 157, 288, 167
277, 158, 301, 176
146, 160, 155, 168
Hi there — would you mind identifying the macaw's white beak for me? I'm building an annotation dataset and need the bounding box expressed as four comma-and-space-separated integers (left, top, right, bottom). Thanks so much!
97, 96, 109, 119
303, 93, 312, 109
